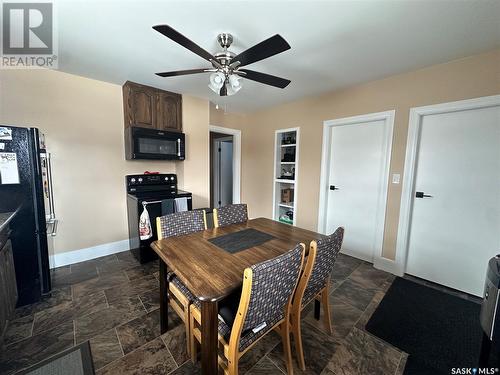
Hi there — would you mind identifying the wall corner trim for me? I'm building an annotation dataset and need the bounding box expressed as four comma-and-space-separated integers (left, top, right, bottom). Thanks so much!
373, 256, 404, 276
49, 239, 131, 268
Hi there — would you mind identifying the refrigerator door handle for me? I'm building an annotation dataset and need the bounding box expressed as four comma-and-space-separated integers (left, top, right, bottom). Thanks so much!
50, 219, 58, 237
47, 153, 56, 220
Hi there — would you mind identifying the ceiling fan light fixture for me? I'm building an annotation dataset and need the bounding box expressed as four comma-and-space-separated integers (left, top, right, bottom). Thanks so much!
226, 74, 242, 96
208, 72, 225, 94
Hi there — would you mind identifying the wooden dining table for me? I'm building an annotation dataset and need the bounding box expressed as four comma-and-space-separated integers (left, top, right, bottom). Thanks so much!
151, 217, 324, 375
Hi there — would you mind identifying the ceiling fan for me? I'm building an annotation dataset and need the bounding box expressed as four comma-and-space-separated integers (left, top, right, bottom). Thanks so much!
153, 25, 291, 96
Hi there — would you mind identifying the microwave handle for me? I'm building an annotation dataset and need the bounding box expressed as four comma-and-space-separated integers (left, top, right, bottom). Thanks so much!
177, 139, 181, 157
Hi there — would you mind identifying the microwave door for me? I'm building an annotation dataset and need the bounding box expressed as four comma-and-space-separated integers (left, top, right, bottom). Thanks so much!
134, 135, 180, 160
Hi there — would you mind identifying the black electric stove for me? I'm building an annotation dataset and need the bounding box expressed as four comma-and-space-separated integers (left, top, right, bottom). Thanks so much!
126, 174, 192, 263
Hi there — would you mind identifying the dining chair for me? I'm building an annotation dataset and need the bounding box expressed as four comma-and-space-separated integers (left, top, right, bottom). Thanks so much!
189, 243, 306, 375
213, 203, 248, 228
290, 227, 344, 370
156, 210, 207, 355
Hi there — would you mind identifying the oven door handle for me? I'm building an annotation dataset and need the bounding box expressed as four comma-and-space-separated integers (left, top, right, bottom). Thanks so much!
142, 200, 163, 206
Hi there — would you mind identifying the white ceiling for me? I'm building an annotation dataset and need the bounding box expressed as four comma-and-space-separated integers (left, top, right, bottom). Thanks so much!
57, 0, 500, 113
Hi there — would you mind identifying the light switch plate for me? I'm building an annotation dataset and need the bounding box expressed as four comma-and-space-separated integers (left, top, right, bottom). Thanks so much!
392, 174, 401, 184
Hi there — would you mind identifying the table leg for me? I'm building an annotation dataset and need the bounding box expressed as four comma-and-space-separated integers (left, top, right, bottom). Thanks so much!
159, 261, 169, 334
314, 299, 321, 320
201, 300, 219, 375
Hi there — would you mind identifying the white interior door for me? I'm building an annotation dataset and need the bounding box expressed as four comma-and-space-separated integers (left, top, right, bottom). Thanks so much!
325, 119, 389, 262
406, 105, 500, 296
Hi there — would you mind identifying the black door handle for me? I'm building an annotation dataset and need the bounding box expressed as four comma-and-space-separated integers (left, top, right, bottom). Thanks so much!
330, 185, 340, 191
415, 191, 432, 198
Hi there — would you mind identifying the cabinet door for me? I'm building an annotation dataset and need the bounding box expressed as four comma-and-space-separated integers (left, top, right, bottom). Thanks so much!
125, 83, 157, 129
157, 91, 182, 132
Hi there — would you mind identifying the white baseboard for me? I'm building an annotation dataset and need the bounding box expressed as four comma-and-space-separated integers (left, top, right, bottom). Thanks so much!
373, 256, 404, 276
49, 239, 131, 269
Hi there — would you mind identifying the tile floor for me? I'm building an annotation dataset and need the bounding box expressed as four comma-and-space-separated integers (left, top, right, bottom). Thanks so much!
0, 250, 406, 374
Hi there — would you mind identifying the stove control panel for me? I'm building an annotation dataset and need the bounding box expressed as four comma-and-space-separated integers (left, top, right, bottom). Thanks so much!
126, 174, 177, 193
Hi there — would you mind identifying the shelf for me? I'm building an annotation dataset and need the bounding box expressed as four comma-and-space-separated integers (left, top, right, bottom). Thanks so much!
274, 128, 299, 227
278, 218, 293, 225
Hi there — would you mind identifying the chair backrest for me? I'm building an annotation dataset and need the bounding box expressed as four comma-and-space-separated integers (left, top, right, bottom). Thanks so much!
156, 210, 206, 240
214, 203, 248, 228
294, 227, 344, 309
229, 243, 305, 351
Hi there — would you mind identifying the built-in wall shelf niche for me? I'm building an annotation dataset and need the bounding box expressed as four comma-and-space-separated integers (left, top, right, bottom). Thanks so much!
273, 127, 299, 226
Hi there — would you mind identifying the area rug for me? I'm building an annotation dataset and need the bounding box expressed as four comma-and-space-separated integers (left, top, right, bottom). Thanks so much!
365, 277, 498, 375
19, 341, 95, 375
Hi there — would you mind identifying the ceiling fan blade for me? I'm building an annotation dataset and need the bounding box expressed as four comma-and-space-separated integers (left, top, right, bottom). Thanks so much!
231, 34, 290, 67
156, 69, 209, 77
153, 25, 214, 62
238, 69, 291, 89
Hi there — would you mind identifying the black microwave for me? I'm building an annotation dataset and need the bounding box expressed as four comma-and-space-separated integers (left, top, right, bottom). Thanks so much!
125, 127, 185, 160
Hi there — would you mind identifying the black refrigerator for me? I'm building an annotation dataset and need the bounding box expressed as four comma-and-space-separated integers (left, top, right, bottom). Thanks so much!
0, 125, 54, 306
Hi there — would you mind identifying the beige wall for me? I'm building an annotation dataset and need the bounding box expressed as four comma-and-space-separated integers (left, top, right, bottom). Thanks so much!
211, 49, 500, 260
0, 70, 210, 257
176, 96, 210, 208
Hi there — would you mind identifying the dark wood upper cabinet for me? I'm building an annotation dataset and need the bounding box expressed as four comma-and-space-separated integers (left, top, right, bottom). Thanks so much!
157, 91, 182, 132
123, 81, 182, 132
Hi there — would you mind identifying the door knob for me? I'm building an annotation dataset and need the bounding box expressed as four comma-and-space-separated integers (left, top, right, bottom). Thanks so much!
330, 185, 340, 191
415, 191, 432, 198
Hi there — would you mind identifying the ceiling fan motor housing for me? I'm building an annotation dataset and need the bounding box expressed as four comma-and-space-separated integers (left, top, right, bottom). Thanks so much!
217, 33, 233, 49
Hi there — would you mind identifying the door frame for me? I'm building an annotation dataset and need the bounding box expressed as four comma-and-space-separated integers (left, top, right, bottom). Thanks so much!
318, 110, 395, 263
395, 94, 500, 275
208, 125, 241, 204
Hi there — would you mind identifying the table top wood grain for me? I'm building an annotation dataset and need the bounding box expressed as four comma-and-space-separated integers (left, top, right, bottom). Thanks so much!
151, 217, 324, 302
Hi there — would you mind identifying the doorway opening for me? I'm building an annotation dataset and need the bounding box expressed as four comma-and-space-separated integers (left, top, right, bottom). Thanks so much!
210, 132, 234, 208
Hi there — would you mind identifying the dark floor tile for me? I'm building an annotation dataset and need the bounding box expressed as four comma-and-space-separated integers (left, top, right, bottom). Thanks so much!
89, 328, 124, 370
356, 290, 385, 329
0, 321, 74, 375
332, 278, 376, 311
305, 295, 363, 340
331, 254, 363, 282
50, 265, 71, 278
75, 295, 146, 343
104, 274, 158, 303
349, 263, 390, 291
2, 314, 34, 345
115, 251, 137, 263
72, 271, 129, 299
138, 288, 160, 312
268, 321, 342, 374
160, 321, 189, 366
71, 254, 117, 272
238, 331, 281, 373
396, 353, 409, 375
324, 327, 402, 375
96, 337, 177, 375
97, 252, 139, 274
246, 356, 284, 374
116, 309, 161, 354
124, 262, 159, 281
13, 287, 73, 319
168, 360, 201, 375
33, 291, 107, 335
52, 266, 98, 288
